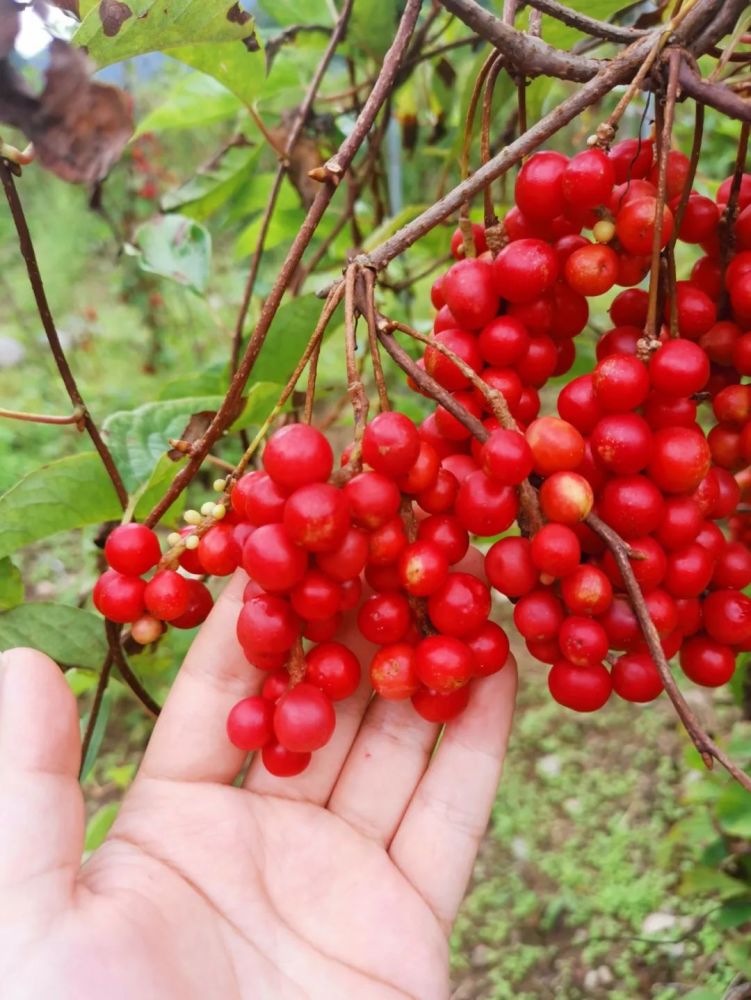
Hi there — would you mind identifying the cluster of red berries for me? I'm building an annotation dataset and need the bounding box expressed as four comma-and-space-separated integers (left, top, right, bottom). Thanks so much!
92, 522, 214, 641
224, 418, 509, 777
409, 138, 751, 711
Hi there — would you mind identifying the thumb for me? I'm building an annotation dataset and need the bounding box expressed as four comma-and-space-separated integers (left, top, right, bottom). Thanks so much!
0, 648, 84, 903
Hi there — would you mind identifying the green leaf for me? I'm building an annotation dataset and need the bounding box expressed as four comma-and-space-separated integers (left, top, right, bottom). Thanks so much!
157, 364, 228, 400
84, 801, 119, 851
0, 454, 121, 561
717, 898, 751, 930
252, 294, 340, 384
80, 692, 112, 784
257, 0, 331, 26
132, 453, 187, 525
362, 204, 430, 252
167, 44, 265, 106
161, 144, 261, 220
75, 0, 258, 66
0, 558, 23, 611
680, 865, 751, 900
0, 604, 108, 669
724, 939, 751, 978
135, 72, 242, 136
539, 0, 629, 50
131, 215, 211, 294
716, 783, 751, 838
349, 0, 399, 58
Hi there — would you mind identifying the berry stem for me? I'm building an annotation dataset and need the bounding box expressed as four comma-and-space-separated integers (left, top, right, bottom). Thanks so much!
480, 54, 505, 230
0, 405, 85, 427
586, 513, 751, 794
718, 120, 751, 308
0, 161, 129, 509
79, 650, 114, 780
361, 268, 391, 412
344, 264, 370, 438
105, 620, 162, 717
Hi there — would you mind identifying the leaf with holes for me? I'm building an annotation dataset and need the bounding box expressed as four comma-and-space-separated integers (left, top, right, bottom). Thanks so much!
0, 454, 122, 561
131, 215, 211, 294
0, 604, 108, 668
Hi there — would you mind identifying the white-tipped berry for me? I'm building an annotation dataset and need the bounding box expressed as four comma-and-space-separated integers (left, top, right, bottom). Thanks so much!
213, 504, 227, 520
200, 501, 216, 517
184, 534, 200, 550
213, 478, 226, 492
184, 509, 202, 525
167, 532, 181, 547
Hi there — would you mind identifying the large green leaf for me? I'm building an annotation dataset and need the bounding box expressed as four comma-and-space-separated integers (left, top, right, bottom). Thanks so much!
161, 144, 261, 220
252, 294, 341, 384
132, 215, 211, 294
716, 783, 751, 838
0, 558, 23, 611
167, 44, 266, 107
135, 73, 242, 136
349, 0, 399, 59
257, 0, 331, 27
0, 454, 121, 561
75, 0, 258, 66
0, 604, 108, 669
680, 865, 750, 900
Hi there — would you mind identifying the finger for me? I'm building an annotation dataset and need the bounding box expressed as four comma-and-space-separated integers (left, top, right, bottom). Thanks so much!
243, 615, 377, 803
139, 570, 263, 784
0, 648, 83, 903
389, 658, 517, 934
326, 695, 439, 843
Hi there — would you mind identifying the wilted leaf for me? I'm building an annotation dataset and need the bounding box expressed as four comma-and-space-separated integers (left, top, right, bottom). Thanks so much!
0, 39, 133, 182
132, 214, 212, 294
0, 557, 23, 610
0, 603, 108, 668
0, 453, 122, 561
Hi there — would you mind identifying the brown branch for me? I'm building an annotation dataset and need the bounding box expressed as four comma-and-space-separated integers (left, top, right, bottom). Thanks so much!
438, 0, 602, 80
144, 0, 423, 528
361, 269, 390, 412
344, 265, 370, 436
720, 120, 751, 301
0, 161, 128, 508
481, 55, 505, 227
586, 513, 751, 794
228, 0, 356, 375
105, 620, 161, 717
0, 405, 85, 426
679, 60, 751, 122
523, 0, 649, 43
79, 651, 114, 779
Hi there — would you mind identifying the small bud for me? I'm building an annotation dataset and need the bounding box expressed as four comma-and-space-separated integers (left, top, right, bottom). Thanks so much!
213, 503, 227, 520
213, 478, 226, 492
200, 501, 216, 517
184, 509, 202, 525
167, 532, 181, 547
185, 534, 200, 550
593, 219, 616, 244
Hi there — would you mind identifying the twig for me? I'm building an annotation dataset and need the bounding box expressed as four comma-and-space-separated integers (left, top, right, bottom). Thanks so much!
344, 265, 370, 435
79, 651, 114, 779
524, 0, 649, 42
361, 269, 390, 412
0, 405, 85, 427
105, 620, 161, 717
0, 161, 128, 508
645, 50, 681, 343
480, 55, 505, 227
671, 99, 705, 239
585, 513, 751, 794
228, 0, 356, 375
719, 120, 751, 301
166, 441, 234, 472
144, 0, 423, 528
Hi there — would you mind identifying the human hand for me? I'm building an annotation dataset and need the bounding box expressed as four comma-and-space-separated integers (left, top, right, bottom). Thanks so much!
0, 570, 515, 1000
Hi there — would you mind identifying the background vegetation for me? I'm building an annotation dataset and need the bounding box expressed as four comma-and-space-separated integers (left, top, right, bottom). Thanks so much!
0, 1, 750, 995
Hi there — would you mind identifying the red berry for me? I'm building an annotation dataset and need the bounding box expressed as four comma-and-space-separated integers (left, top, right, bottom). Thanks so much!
93, 569, 147, 623
598, 595, 639, 650
515, 151, 568, 222
515, 335, 558, 387
455, 471, 519, 537
450, 223, 488, 259
273, 683, 335, 753
171, 578, 214, 629
557, 375, 602, 435
144, 570, 190, 622
198, 523, 241, 576
369, 642, 419, 699
441, 258, 500, 329
227, 696, 274, 751
236, 594, 299, 654
427, 572, 491, 637
493, 238, 559, 303
559, 616, 609, 667
593, 353, 649, 412
397, 442, 440, 495
649, 339, 709, 396
564, 244, 618, 297
104, 523, 160, 576
316, 526, 369, 581
416, 468, 459, 515
599, 475, 665, 538
649, 149, 690, 199
261, 741, 311, 777
242, 523, 308, 592
415, 635, 474, 693
290, 570, 342, 621
344, 472, 401, 530
663, 543, 714, 598
305, 642, 360, 701
485, 536, 538, 597
611, 653, 663, 702
608, 137, 653, 183
303, 614, 342, 644
514, 589, 565, 642
712, 542, 751, 590
418, 514, 469, 565
560, 564, 612, 616
680, 636, 735, 687
526, 416, 584, 475
480, 429, 533, 485
676, 193, 719, 243
616, 196, 674, 254
411, 684, 471, 723
362, 412, 421, 478
478, 316, 529, 367
530, 523, 581, 579
539, 471, 594, 525
562, 148, 614, 208
591, 413, 652, 475
368, 515, 408, 566
647, 427, 711, 494
702, 590, 751, 646
130, 614, 164, 645
424, 329, 483, 391
233, 471, 287, 526
465, 621, 510, 677
357, 591, 411, 645
609, 288, 649, 327
670, 282, 717, 340
398, 540, 449, 596
283, 483, 350, 553
263, 424, 333, 491
548, 660, 611, 712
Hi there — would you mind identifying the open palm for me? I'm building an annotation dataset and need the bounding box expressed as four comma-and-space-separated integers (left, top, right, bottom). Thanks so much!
0, 570, 516, 1000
